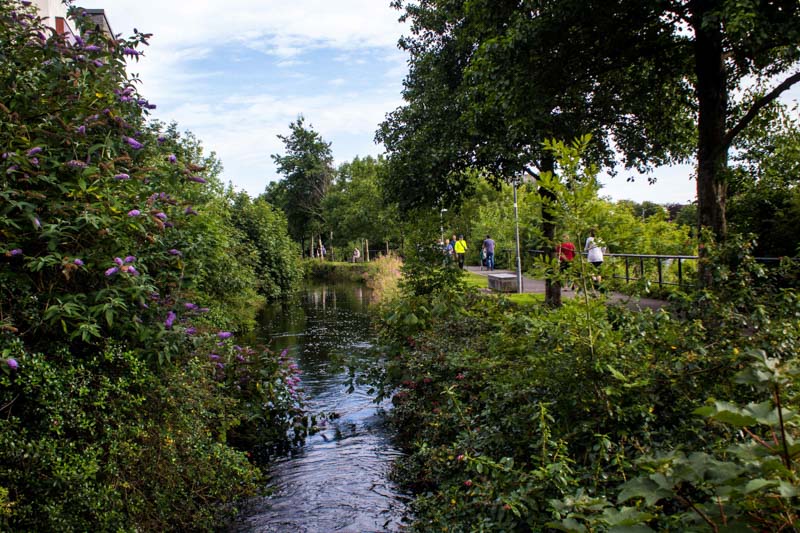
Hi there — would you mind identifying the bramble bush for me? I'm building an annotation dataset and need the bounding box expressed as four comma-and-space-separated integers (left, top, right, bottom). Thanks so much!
373, 148, 800, 530
0, 2, 305, 530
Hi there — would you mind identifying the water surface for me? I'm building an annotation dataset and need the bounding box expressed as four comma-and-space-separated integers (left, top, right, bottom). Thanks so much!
236, 282, 409, 532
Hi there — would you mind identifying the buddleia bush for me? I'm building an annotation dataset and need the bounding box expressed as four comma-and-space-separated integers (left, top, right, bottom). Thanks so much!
0, 2, 305, 530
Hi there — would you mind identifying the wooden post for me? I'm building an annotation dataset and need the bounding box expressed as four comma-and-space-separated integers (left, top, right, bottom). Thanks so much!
365, 239, 370, 262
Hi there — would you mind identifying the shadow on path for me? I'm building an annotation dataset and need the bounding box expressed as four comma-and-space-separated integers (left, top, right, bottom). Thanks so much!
465, 266, 666, 311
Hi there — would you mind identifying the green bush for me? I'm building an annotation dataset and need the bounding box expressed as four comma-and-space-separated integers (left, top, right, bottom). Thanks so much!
374, 236, 800, 531
0, 2, 305, 530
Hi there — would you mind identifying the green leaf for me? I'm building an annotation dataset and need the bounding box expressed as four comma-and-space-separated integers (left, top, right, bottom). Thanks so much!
618, 478, 672, 506
743, 478, 778, 494
602, 506, 654, 526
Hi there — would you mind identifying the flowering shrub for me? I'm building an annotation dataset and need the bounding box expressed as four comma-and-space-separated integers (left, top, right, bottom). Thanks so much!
0, 1, 304, 529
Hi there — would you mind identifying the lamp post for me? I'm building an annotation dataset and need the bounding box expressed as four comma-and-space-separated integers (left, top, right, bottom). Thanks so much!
513, 179, 523, 293
440, 208, 447, 243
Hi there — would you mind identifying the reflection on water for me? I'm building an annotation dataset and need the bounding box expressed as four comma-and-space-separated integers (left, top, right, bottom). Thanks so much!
234, 282, 410, 532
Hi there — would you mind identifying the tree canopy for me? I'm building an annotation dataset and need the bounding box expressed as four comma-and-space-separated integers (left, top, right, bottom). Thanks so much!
271, 116, 334, 246
379, 0, 800, 253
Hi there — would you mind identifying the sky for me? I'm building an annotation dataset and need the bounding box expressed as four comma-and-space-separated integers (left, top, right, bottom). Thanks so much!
75, 0, 798, 206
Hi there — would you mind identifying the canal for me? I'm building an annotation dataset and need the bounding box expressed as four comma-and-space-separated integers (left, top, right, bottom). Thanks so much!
234, 281, 410, 532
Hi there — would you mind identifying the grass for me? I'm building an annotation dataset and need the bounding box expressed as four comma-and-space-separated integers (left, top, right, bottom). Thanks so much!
464, 270, 544, 306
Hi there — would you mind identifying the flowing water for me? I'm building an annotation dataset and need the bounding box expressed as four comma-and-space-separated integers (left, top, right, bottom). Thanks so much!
234, 282, 410, 532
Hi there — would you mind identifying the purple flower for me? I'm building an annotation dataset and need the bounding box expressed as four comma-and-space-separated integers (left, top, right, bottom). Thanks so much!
73, 258, 84, 266
217, 331, 233, 340
164, 222, 174, 228
92, 59, 105, 68
6, 165, 19, 174
1, 152, 15, 159
124, 255, 136, 263
85, 44, 101, 52
105, 266, 119, 277
127, 266, 139, 276
122, 47, 140, 56
114, 257, 124, 266
124, 137, 144, 150
168, 154, 177, 163
209, 354, 221, 361
66, 160, 87, 168
29, 157, 39, 166
113, 173, 130, 180
76, 125, 86, 135
74, 35, 85, 47
157, 135, 166, 144
8, 249, 22, 257
168, 249, 182, 256
26, 147, 42, 156
184, 206, 198, 215
188, 176, 207, 184
198, 307, 210, 313
164, 311, 176, 329
127, 209, 141, 217
6, 358, 18, 371
185, 327, 197, 335
235, 354, 245, 362
215, 362, 225, 370
154, 212, 167, 221
33, 217, 41, 228
184, 302, 198, 310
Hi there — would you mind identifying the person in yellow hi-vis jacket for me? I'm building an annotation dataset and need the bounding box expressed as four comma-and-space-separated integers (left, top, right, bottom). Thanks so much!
454, 234, 468, 269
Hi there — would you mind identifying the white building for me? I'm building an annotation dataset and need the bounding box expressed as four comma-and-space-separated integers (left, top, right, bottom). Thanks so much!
33, 1, 113, 38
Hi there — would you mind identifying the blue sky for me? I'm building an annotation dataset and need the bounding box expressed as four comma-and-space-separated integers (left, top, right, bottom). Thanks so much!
76, 1, 798, 205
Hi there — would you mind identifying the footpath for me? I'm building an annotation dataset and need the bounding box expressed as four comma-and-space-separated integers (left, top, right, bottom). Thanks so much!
465, 266, 666, 311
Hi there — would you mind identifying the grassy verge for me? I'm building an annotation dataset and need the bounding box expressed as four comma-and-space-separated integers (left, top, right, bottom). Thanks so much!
464, 271, 544, 306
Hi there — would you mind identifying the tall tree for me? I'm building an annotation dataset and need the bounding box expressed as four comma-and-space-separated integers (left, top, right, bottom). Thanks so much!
271, 116, 334, 251
380, 0, 800, 287
378, 0, 693, 304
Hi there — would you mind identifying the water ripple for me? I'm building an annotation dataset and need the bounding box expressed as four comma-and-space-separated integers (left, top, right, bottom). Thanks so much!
233, 283, 410, 532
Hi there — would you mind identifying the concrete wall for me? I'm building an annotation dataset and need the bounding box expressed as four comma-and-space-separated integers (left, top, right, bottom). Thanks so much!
33, 0, 74, 35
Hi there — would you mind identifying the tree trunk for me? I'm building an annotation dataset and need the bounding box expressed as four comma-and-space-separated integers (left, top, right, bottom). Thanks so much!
692, 2, 729, 286
539, 155, 561, 307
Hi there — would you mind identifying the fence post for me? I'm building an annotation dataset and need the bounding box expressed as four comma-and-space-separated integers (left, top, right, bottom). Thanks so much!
678, 258, 683, 287
657, 259, 663, 289
625, 256, 630, 283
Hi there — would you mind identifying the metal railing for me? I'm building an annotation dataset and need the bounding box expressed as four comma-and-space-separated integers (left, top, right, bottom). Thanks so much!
524, 249, 699, 289
524, 250, 793, 290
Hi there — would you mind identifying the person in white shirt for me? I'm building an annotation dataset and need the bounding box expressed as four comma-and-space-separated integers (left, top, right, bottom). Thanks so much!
585, 229, 604, 282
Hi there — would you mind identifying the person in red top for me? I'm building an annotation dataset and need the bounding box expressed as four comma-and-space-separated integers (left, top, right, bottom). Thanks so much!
556, 236, 576, 290
556, 237, 576, 268
556, 234, 575, 290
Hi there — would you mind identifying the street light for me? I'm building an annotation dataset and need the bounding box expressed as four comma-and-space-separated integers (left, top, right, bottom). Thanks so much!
512, 179, 523, 293
440, 208, 448, 243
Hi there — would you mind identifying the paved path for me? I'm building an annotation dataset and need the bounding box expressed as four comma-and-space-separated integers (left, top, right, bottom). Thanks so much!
465, 266, 666, 311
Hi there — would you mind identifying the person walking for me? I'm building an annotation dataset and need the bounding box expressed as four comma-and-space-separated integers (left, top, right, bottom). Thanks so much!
584, 229, 604, 283
482, 234, 496, 271
557, 235, 576, 290
454, 234, 468, 269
